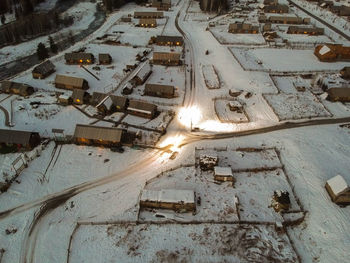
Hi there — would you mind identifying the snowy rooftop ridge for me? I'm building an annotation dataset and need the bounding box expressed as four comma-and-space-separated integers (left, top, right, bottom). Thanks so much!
319, 45, 331, 55
140, 189, 195, 204
214, 166, 233, 177
326, 175, 349, 196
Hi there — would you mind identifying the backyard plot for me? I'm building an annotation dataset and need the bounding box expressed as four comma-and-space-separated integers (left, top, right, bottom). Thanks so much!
70, 223, 299, 263
214, 99, 249, 123
210, 26, 266, 45
263, 92, 332, 121
271, 76, 313, 94
202, 65, 220, 89
229, 48, 350, 72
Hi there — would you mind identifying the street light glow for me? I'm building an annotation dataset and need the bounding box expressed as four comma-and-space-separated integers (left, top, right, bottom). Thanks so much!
178, 106, 202, 128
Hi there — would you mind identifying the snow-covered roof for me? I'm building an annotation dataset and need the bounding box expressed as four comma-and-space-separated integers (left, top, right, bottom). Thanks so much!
214, 166, 233, 177
140, 189, 195, 204
319, 45, 331, 56
327, 175, 350, 196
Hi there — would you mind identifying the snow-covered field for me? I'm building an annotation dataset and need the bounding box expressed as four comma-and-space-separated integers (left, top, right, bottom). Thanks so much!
202, 65, 220, 89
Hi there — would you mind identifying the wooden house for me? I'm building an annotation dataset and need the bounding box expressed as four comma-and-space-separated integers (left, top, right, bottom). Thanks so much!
152, 52, 181, 65
96, 95, 128, 114
139, 18, 157, 28
340, 67, 350, 80
64, 52, 95, 64
287, 26, 324, 35
214, 166, 235, 182
32, 60, 55, 79
266, 15, 309, 24
0, 129, 40, 150
264, 4, 289, 13
154, 35, 183, 46
55, 75, 89, 90
98, 53, 112, 65
314, 44, 350, 62
131, 61, 152, 85
71, 89, 90, 105
90, 92, 107, 106
228, 22, 259, 34
327, 87, 350, 102
0, 81, 34, 96
134, 11, 164, 18
152, 0, 171, 11
127, 99, 157, 119
325, 175, 350, 205
144, 83, 175, 98
140, 189, 196, 212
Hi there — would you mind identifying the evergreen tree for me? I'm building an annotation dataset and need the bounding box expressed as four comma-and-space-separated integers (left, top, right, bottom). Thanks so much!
37, 42, 49, 60
48, 36, 58, 53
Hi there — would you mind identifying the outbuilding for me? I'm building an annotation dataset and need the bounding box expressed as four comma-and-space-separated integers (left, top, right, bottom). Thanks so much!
64, 52, 95, 64
152, 52, 181, 65
55, 75, 89, 90
127, 99, 157, 119
214, 166, 234, 182
144, 83, 175, 98
140, 189, 196, 212
32, 60, 55, 79
325, 175, 350, 205
0, 81, 34, 96
98, 53, 112, 64
0, 129, 40, 150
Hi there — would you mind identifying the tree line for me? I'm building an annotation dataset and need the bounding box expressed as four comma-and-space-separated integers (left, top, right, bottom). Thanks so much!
102, 0, 147, 12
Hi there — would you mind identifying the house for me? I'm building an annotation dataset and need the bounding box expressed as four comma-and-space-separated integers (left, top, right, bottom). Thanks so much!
152, 0, 171, 11
96, 95, 128, 114
340, 67, 350, 79
71, 89, 90, 105
131, 61, 152, 85
134, 11, 164, 18
287, 26, 324, 35
199, 154, 218, 171
55, 75, 89, 90
98, 53, 112, 64
265, 15, 309, 24
0, 81, 34, 96
73, 124, 129, 147
32, 60, 55, 79
90, 92, 108, 106
228, 22, 259, 34
127, 99, 157, 119
264, 4, 289, 13
327, 87, 350, 102
152, 52, 181, 65
139, 18, 157, 28
214, 166, 234, 182
140, 189, 196, 212
144, 83, 175, 98
64, 52, 94, 64
0, 129, 40, 150
325, 175, 350, 205
154, 35, 183, 46
314, 44, 350, 62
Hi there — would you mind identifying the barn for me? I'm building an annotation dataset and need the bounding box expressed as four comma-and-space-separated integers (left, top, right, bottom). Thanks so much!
140, 189, 196, 212
287, 26, 324, 35
144, 83, 175, 98
64, 52, 95, 64
325, 175, 350, 205
98, 53, 112, 64
214, 166, 234, 182
228, 22, 259, 34
134, 11, 164, 18
73, 124, 128, 147
0, 81, 34, 96
139, 18, 157, 28
32, 60, 55, 79
152, 52, 181, 65
71, 89, 90, 105
155, 35, 183, 46
314, 44, 350, 62
55, 75, 89, 90
127, 99, 157, 119
327, 87, 350, 102
0, 129, 41, 151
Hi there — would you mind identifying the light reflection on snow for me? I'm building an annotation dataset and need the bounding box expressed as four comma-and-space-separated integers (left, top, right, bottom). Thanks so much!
199, 120, 234, 133
178, 106, 202, 128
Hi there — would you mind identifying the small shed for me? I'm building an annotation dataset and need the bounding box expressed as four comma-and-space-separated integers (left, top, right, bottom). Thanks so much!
98, 53, 112, 65
139, 18, 157, 28
228, 101, 243, 113
144, 83, 175, 98
127, 99, 157, 119
55, 75, 89, 90
325, 175, 350, 205
0, 81, 34, 96
71, 89, 90, 105
155, 35, 183, 46
140, 189, 196, 212
132, 61, 152, 85
57, 94, 72, 105
32, 60, 55, 79
152, 52, 181, 65
0, 129, 41, 150
214, 166, 234, 182
199, 154, 218, 171
64, 52, 95, 64
327, 87, 350, 102
73, 124, 127, 147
